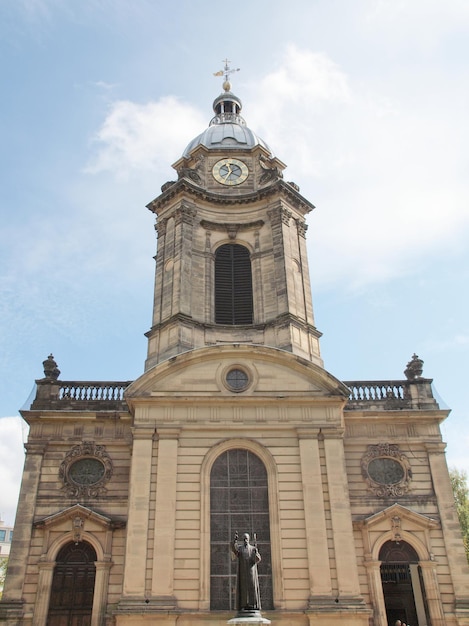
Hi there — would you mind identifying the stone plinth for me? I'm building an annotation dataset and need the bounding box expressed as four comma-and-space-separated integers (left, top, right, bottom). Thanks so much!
227, 612, 271, 626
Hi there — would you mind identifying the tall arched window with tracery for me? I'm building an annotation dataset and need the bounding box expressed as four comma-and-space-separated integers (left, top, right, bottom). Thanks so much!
47, 541, 97, 626
210, 448, 273, 610
215, 244, 253, 325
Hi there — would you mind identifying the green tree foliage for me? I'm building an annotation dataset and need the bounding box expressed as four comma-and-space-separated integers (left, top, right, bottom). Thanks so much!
450, 468, 469, 563
0, 558, 8, 599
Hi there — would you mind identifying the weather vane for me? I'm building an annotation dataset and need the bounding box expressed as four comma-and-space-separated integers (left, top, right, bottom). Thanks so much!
213, 58, 240, 91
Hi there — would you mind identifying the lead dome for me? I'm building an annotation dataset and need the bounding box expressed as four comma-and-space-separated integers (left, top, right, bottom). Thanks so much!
182, 87, 273, 158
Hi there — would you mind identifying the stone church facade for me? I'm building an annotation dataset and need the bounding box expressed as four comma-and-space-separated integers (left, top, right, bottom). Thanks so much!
1, 73, 469, 626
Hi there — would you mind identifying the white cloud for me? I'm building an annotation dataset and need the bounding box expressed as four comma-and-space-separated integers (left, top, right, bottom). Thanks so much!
257, 46, 352, 109
0, 417, 27, 526
83, 45, 469, 290
86, 97, 206, 180
245, 46, 469, 289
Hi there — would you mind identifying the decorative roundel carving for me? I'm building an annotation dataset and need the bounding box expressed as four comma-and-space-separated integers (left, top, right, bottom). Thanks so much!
361, 443, 412, 498
59, 441, 113, 498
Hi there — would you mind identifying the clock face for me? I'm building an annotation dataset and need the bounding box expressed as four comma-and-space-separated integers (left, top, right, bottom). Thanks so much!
212, 158, 249, 186
69, 458, 105, 486
367, 457, 405, 485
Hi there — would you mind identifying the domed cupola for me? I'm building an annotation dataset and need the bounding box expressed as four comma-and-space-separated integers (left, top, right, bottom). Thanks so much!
182, 75, 272, 158
166, 62, 287, 196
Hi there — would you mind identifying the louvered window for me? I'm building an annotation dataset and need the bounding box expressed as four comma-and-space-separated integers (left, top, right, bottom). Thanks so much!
215, 244, 253, 324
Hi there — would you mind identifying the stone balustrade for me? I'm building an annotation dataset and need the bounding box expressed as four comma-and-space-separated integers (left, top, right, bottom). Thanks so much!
30, 380, 132, 411
28, 377, 439, 412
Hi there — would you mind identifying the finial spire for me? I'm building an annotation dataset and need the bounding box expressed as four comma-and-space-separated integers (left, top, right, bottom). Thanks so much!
213, 58, 240, 92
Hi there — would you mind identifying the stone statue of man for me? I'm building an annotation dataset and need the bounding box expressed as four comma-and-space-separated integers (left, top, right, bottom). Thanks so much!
231, 532, 261, 612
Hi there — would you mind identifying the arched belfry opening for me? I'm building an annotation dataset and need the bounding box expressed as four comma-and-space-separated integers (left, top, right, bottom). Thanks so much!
380, 540, 429, 626
210, 449, 273, 610
47, 541, 97, 626
215, 243, 253, 325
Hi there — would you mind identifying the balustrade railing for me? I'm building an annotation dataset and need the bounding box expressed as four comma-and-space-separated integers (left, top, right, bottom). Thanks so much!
58, 381, 131, 402
209, 112, 246, 126
344, 380, 412, 409
30, 377, 433, 411
30, 380, 133, 410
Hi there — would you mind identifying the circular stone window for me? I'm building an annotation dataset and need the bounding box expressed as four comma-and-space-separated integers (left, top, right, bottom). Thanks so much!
367, 457, 405, 485
59, 442, 113, 498
361, 443, 411, 498
69, 458, 106, 486
225, 368, 249, 392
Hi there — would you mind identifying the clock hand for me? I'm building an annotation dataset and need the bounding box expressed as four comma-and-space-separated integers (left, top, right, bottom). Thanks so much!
223, 164, 232, 181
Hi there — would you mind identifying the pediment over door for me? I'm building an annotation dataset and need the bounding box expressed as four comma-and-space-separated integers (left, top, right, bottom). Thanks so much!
356, 503, 440, 561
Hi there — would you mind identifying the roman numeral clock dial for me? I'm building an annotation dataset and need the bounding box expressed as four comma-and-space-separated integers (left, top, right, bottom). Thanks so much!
212, 158, 249, 186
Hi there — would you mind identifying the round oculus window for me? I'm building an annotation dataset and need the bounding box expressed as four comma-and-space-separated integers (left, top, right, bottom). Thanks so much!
367, 457, 405, 485
226, 368, 249, 392
69, 458, 106, 486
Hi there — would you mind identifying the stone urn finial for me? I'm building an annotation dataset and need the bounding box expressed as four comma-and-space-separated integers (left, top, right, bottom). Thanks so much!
43, 354, 60, 380
404, 353, 423, 380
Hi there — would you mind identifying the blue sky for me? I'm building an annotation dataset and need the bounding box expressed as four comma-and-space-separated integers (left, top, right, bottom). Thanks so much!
1, 0, 469, 524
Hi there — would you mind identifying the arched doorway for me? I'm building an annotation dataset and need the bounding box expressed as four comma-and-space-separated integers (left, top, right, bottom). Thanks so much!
210, 448, 273, 610
47, 541, 97, 626
380, 540, 428, 625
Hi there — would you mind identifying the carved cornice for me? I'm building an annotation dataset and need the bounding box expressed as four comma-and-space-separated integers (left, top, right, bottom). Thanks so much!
295, 218, 308, 238
145, 310, 322, 336
174, 203, 197, 225
147, 179, 315, 215
267, 205, 292, 226
156, 203, 197, 235
200, 219, 264, 234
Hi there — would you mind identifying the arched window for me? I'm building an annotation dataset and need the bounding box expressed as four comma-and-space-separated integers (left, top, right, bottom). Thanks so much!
47, 541, 97, 626
210, 449, 273, 610
215, 244, 253, 325
380, 540, 429, 626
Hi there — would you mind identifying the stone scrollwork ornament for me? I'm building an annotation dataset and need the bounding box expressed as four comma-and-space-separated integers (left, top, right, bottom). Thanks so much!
361, 443, 412, 498
59, 441, 113, 498
258, 154, 283, 185
177, 154, 205, 185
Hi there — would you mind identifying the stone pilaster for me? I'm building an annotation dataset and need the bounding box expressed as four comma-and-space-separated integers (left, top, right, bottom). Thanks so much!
152, 217, 167, 327
419, 560, 446, 626
122, 427, 154, 597
323, 433, 363, 603
364, 560, 387, 626
150, 428, 180, 607
173, 203, 196, 319
295, 218, 315, 328
31, 561, 54, 626
91, 561, 112, 626
3, 442, 45, 602
409, 563, 428, 626
297, 429, 332, 600
267, 203, 291, 316
427, 443, 469, 604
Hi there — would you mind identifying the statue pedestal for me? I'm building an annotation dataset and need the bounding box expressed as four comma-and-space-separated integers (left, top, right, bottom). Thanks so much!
227, 611, 271, 625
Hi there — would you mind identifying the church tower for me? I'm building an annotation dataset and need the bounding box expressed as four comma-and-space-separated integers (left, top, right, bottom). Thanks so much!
144, 76, 322, 369
1, 66, 469, 626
